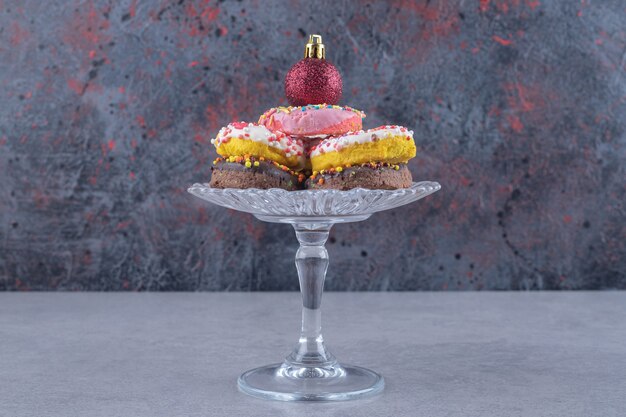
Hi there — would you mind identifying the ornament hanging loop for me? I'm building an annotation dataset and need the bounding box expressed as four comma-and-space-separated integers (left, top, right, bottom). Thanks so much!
304, 34, 325, 59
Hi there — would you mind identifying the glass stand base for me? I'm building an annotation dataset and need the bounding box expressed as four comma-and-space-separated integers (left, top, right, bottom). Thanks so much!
238, 362, 384, 401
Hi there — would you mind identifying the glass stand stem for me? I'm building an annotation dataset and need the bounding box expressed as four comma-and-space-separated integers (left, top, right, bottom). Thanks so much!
284, 223, 337, 373
236, 222, 384, 400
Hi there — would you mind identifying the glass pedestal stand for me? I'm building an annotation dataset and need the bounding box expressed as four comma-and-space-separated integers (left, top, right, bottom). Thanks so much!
188, 182, 441, 401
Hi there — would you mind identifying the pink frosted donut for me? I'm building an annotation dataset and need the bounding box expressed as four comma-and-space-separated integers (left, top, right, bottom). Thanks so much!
259, 104, 365, 138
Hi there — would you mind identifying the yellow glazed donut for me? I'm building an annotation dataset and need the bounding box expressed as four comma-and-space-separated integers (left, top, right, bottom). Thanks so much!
212, 122, 305, 169
309, 125, 416, 171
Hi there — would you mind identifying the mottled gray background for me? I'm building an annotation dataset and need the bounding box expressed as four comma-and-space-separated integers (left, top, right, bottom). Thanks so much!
0, 0, 624, 291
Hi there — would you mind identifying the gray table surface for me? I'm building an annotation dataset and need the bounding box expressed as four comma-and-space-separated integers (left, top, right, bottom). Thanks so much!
1, 292, 625, 417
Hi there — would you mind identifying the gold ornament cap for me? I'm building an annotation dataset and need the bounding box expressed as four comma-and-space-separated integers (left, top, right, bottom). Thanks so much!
304, 34, 325, 59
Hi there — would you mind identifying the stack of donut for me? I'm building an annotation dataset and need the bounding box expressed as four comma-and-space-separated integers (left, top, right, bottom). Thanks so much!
210, 105, 416, 190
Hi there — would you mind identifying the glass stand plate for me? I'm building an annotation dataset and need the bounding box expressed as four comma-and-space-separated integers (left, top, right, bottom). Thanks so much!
188, 182, 441, 401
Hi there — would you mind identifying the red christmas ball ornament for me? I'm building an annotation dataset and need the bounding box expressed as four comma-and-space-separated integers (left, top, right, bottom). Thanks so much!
285, 34, 342, 106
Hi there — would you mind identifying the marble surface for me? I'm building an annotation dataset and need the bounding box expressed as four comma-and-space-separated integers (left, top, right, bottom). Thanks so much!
2, 0, 625, 291
1, 292, 625, 417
